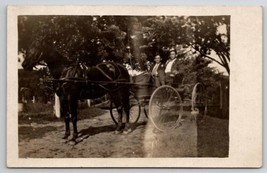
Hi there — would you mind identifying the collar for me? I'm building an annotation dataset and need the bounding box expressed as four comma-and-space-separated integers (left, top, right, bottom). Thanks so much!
167, 58, 176, 63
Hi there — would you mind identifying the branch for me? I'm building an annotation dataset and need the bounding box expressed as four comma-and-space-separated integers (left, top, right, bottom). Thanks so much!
216, 34, 230, 62
218, 52, 230, 74
222, 51, 230, 62
189, 44, 224, 66
189, 43, 230, 74
203, 54, 224, 67
217, 52, 227, 66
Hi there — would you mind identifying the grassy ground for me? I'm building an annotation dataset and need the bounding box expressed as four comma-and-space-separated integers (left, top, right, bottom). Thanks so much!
19, 102, 229, 157
197, 116, 229, 157
19, 103, 58, 124
18, 102, 106, 124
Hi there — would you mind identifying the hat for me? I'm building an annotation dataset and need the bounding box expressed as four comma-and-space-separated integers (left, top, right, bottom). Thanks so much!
169, 48, 176, 54
175, 44, 186, 54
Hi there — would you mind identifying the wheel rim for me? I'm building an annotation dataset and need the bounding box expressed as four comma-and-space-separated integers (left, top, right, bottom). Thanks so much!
110, 92, 141, 125
149, 85, 183, 131
191, 83, 208, 121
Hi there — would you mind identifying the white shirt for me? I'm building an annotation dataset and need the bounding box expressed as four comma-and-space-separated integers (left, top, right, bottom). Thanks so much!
165, 58, 176, 73
152, 63, 160, 76
128, 69, 144, 77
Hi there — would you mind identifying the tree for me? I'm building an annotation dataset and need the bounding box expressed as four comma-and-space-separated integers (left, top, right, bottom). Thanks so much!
185, 16, 230, 74
140, 16, 230, 74
18, 15, 230, 74
18, 16, 129, 65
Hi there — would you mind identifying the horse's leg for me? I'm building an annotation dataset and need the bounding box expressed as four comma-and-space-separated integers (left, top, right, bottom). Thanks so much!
122, 88, 131, 134
69, 96, 78, 141
113, 98, 123, 133
60, 97, 70, 139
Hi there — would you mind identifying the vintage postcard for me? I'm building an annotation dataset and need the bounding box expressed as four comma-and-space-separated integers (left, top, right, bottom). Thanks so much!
7, 6, 262, 167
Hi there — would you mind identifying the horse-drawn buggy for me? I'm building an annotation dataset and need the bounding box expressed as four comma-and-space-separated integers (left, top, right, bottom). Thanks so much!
22, 44, 208, 142
110, 70, 208, 132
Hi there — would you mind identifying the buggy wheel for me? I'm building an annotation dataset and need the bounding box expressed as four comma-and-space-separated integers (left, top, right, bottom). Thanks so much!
149, 85, 183, 131
134, 97, 149, 123
144, 104, 149, 118
191, 83, 208, 122
110, 91, 141, 125
141, 96, 150, 119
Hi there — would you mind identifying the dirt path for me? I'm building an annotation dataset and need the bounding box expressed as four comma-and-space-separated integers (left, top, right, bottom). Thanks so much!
19, 109, 197, 158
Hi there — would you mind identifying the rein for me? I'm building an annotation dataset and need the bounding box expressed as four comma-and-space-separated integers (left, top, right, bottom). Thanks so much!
44, 78, 189, 88
44, 78, 155, 93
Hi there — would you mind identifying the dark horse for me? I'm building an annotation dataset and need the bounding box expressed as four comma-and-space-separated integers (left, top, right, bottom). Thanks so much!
22, 43, 131, 142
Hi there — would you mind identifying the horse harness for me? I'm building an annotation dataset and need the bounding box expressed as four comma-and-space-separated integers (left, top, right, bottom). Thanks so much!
57, 62, 128, 94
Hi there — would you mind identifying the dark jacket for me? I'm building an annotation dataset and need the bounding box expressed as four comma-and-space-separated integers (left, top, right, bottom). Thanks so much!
165, 58, 180, 75
151, 62, 165, 86
165, 55, 184, 86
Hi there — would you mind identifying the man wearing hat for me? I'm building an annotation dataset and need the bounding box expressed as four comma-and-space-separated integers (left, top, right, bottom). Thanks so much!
164, 47, 184, 87
151, 54, 165, 87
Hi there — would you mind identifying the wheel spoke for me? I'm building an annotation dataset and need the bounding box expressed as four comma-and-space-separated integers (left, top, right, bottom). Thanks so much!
149, 85, 182, 131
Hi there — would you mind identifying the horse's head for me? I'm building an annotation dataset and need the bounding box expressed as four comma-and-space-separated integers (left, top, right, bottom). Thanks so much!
23, 40, 70, 79
22, 40, 44, 70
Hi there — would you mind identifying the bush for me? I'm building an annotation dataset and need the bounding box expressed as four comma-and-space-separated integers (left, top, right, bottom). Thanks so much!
22, 102, 53, 114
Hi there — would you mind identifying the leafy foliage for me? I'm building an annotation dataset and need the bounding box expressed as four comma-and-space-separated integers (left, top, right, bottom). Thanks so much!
140, 16, 230, 74
19, 15, 229, 105
18, 67, 54, 103
186, 16, 230, 74
19, 16, 128, 65
19, 15, 230, 74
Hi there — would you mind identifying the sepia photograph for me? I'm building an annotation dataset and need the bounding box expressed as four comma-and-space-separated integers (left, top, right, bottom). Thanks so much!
7, 6, 262, 167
